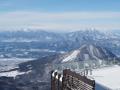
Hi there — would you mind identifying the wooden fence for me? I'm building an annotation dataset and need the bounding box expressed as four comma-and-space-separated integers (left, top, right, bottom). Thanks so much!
51, 69, 95, 90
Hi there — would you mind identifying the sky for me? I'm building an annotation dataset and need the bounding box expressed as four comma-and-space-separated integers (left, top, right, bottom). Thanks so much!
0, 0, 120, 31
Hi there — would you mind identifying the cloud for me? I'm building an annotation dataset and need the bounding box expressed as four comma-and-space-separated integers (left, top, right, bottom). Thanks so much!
0, 11, 120, 31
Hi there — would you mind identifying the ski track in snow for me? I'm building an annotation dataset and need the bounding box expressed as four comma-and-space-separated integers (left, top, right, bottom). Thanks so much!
62, 50, 79, 62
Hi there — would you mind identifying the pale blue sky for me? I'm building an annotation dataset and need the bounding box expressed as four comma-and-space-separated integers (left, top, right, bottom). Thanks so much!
0, 0, 120, 31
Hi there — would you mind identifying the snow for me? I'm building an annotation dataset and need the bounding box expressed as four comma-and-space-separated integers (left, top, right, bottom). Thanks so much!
0, 58, 35, 61
89, 65, 120, 89
84, 54, 89, 60
0, 70, 32, 78
26, 65, 32, 69
89, 45, 100, 60
59, 51, 65, 54
98, 59, 103, 65
45, 36, 52, 40
62, 50, 79, 62
89, 45, 94, 56
0, 58, 34, 72
29, 49, 56, 52
0, 70, 25, 77
1, 38, 40, 42
96, 48, 101, 57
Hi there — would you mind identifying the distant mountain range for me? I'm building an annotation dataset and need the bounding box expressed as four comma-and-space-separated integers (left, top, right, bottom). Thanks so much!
0, 29, 120, 57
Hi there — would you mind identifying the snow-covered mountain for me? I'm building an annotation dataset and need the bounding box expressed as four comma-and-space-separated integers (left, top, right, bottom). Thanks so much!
61, 44, 116, 62
1, 29, 120, 58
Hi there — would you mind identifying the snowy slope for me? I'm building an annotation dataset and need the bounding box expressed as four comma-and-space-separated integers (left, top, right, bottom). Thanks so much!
90, 65, 120, 89
0, 70, 25, 77
62, 50, 80, 62
61, 44, 117, 65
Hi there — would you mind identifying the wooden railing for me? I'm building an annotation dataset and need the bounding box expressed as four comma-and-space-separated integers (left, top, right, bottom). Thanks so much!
51, 69, 95, 90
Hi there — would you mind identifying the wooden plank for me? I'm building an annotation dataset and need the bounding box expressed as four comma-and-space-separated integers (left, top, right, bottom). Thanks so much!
63, 69, 95, 90
63, 69, 95, 86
